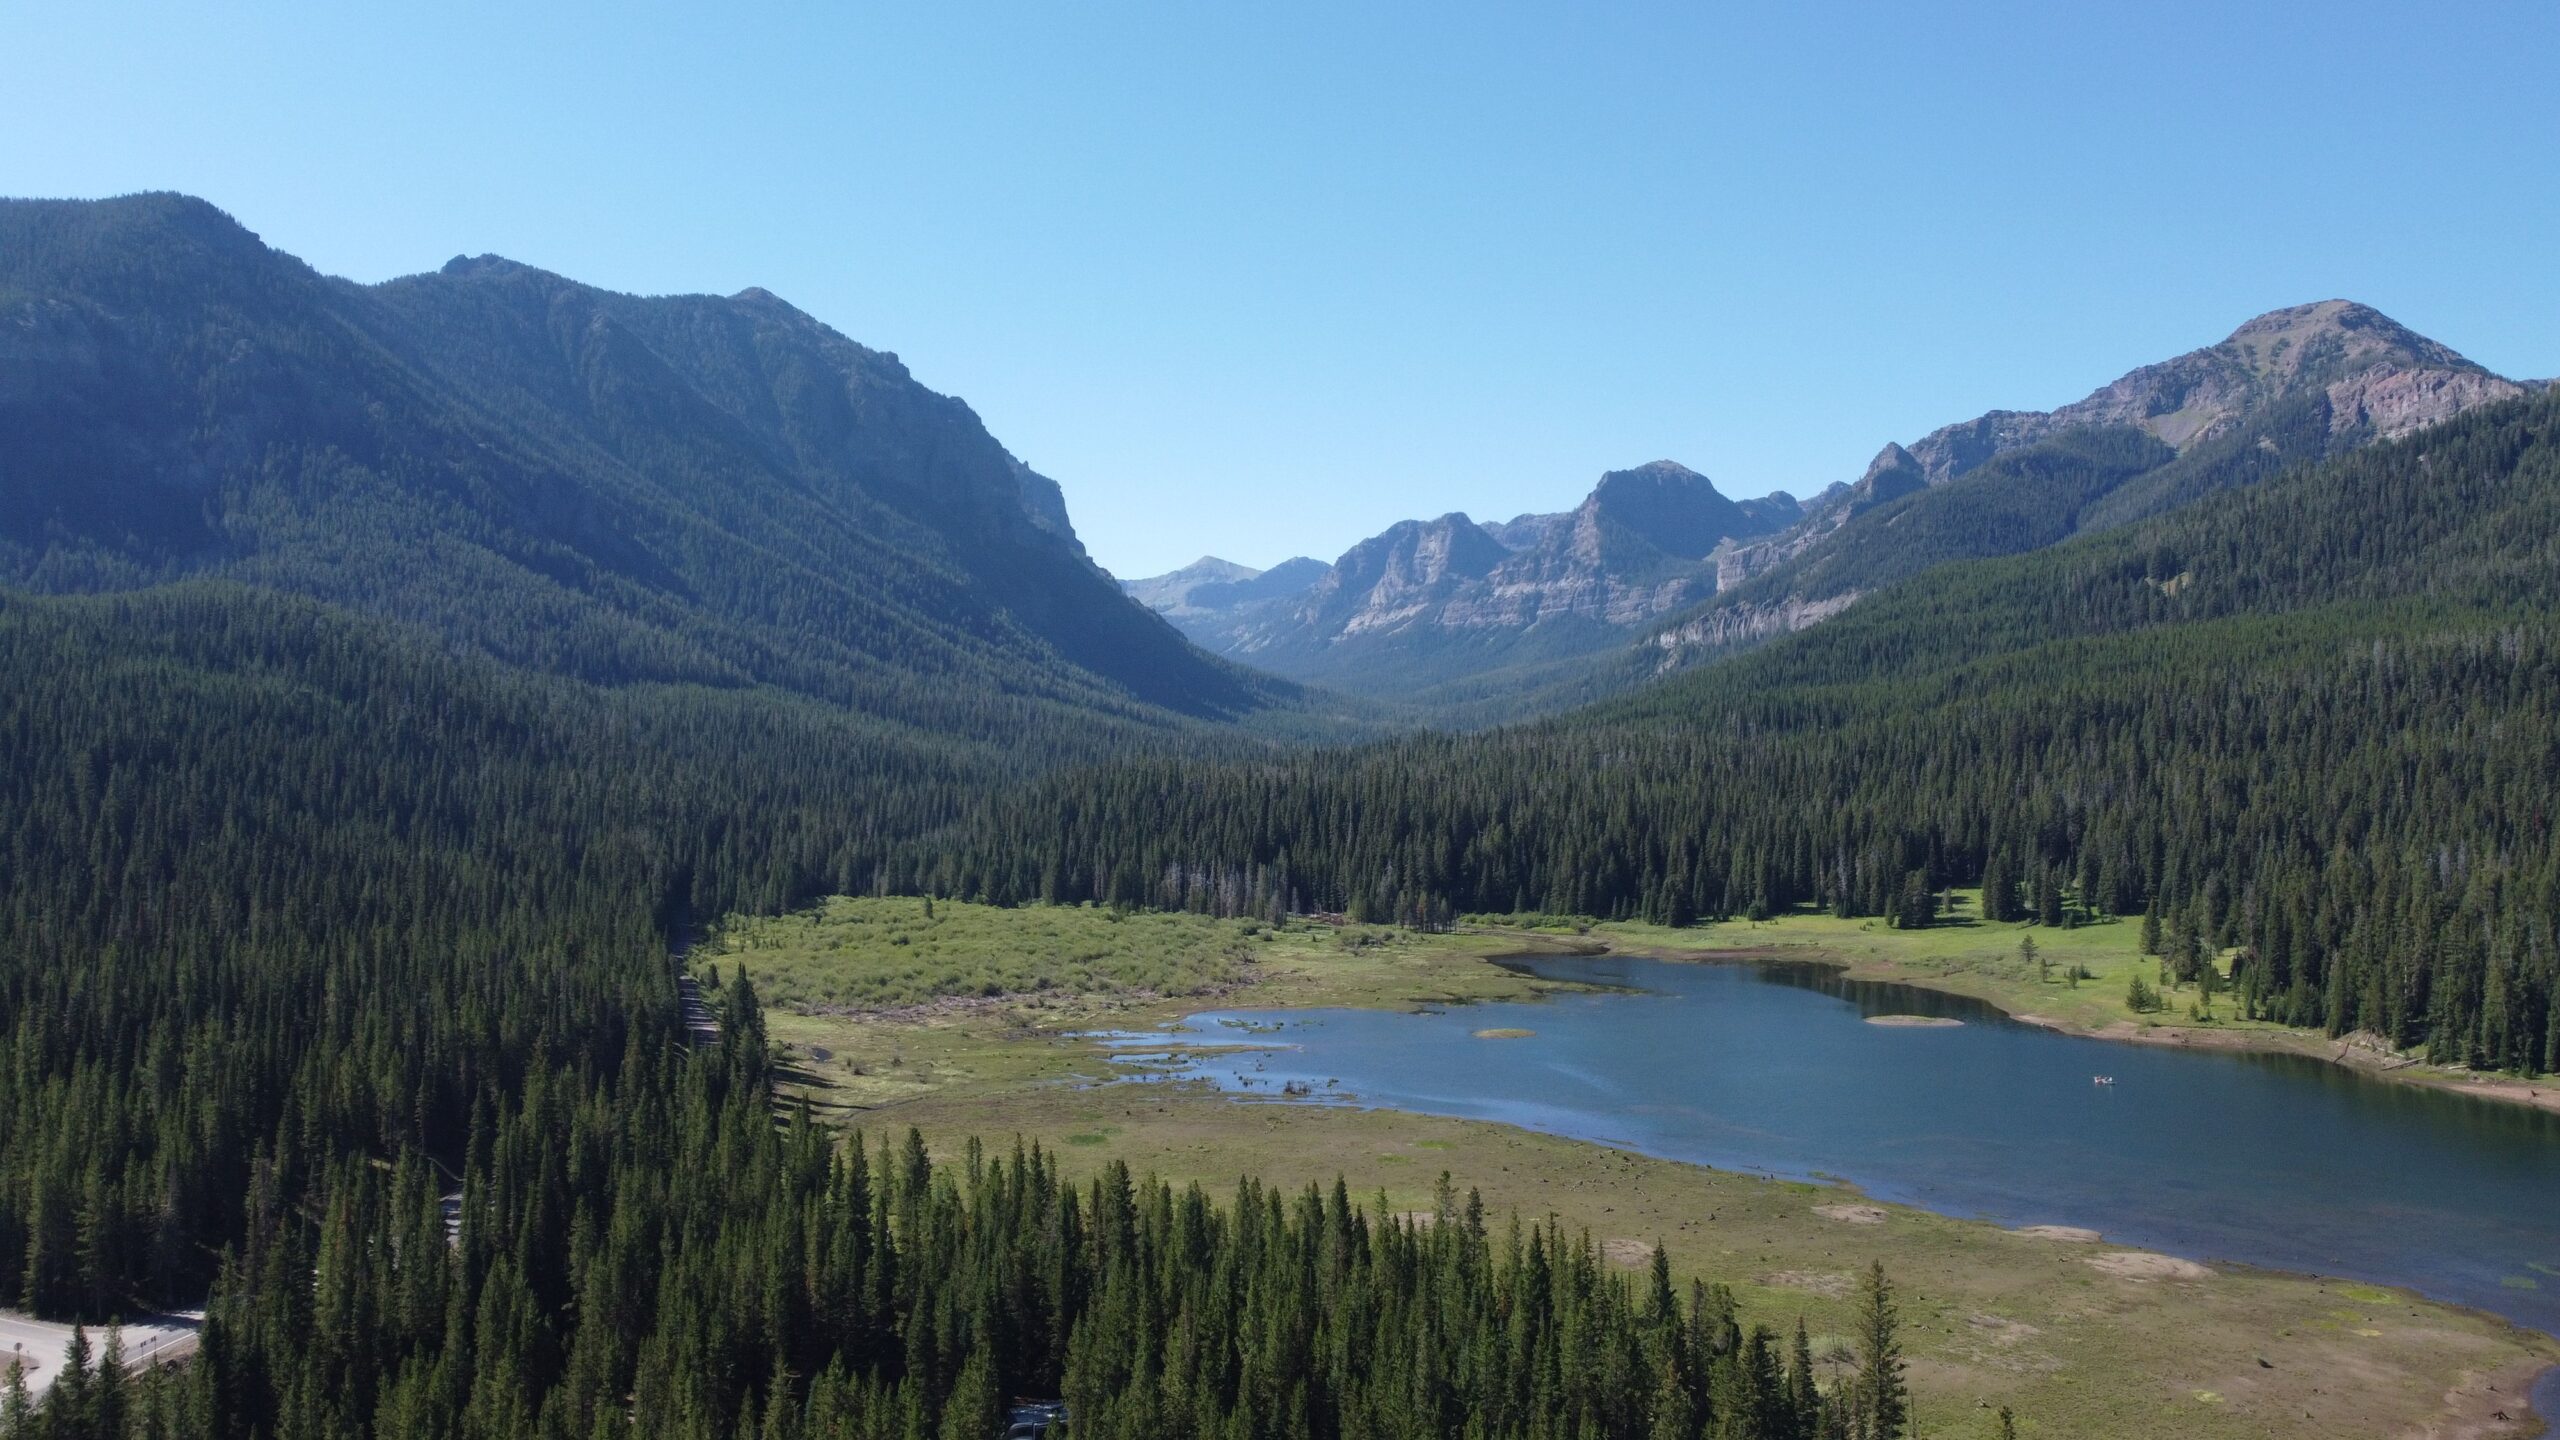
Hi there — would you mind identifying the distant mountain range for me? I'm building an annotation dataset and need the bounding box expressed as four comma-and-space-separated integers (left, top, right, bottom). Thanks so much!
1128, 299, 2536, 706
1122, 461, 1801, 694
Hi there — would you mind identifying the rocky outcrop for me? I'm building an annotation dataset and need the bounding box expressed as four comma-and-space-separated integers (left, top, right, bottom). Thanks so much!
1300, 514, 1511, 637
2324, 364, 2526, 442
1484, 511, 1569, 550
1652, 591, 1864, 663
1282, 461, 1792, 643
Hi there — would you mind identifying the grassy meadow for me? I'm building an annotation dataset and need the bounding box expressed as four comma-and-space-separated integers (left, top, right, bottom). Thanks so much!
697, 896, 2558, 1439
1514, 891, 2274, 1036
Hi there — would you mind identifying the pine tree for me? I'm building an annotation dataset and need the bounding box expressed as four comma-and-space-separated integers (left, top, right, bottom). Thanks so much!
0, 1359, 28, 1439
1851, 1264, 1907, 1440
1980, 853, 2016, 924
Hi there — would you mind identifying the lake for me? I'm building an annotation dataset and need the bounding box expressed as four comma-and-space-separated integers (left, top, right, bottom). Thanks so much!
1108, 952, 2560, 1343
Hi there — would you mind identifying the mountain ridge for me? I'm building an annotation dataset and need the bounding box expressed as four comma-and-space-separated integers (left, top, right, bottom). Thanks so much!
0, 191, 1296, 730
1127, 460, 1795, 694
1656, 298, 2532, 669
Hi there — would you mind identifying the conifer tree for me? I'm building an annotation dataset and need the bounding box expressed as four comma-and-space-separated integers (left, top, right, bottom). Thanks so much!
1851, 1263, 1907, 1440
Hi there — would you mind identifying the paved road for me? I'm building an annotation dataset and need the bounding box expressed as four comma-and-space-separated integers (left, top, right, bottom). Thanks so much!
0, 1309, 202, 1400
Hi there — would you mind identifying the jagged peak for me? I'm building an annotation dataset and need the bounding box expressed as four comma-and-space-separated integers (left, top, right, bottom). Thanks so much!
1861, 443, 1918, 482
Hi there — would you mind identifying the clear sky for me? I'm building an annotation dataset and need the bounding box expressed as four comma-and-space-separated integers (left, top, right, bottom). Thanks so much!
5, 3, 2554, 578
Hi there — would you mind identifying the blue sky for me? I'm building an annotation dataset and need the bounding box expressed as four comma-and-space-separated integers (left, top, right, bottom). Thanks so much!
6, 3, 2554, 577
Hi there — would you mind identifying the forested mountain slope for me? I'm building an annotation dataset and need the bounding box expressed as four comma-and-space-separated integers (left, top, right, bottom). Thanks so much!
954, 392, 2560, 1073
0, 196, 1350, 1348
1653, 301, 2530, 665
5, 580, 1871, 1440
0, 192, 1293, 725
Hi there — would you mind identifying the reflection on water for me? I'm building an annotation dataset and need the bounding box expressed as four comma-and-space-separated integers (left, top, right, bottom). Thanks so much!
1112, 953, 2560, 1345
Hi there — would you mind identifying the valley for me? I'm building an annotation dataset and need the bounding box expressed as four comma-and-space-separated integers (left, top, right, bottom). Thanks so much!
3, 189, 2556, 1439
696, 898, 2560, 1440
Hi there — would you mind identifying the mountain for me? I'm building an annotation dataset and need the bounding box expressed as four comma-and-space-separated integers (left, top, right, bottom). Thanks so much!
1659, 300, 2530, 664
1121, 555, 1262, 612
1129, 461, 1797, 699
1483, 511, 1570, 550
1118, 553, 1329, 654
0, 191, 1300, 730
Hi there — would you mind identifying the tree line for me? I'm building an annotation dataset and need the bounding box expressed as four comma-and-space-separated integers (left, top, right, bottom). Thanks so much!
4, 965, 1912, 1439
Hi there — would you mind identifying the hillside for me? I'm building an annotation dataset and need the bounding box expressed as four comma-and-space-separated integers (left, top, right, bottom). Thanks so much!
958, 391, 2560, 1072
0, 192, 1299, 728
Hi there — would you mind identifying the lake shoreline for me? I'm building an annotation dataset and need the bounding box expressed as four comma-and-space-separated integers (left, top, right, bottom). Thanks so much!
745, 904, 2560, 1438
1607, 940, 2560, 1120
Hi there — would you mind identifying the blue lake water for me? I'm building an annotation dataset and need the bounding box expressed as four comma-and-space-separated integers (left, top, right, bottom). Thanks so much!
1110, 953, 2560, 1348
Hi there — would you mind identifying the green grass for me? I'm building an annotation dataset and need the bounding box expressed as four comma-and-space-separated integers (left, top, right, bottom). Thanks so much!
701, 896, 1300, 1011
1484, 893, 2286, 1038
707, 897, 2558, 1438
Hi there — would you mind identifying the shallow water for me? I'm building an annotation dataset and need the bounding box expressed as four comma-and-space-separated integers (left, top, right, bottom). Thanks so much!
1116, 953, 2560, 1349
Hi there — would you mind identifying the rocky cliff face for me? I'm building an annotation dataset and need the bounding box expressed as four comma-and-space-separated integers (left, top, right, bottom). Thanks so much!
1126, 461, 1795, 694
1299, 513, 1512, 638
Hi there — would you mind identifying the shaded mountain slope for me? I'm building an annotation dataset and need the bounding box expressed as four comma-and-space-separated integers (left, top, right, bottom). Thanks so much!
0, 192, 1291, 725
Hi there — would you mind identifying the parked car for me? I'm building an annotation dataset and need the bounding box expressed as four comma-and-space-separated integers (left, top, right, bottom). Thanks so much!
1002, 1401, 1067, 1438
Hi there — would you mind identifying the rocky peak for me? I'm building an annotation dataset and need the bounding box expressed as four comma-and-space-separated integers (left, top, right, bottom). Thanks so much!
2220, 300, 2477, 378
1736, 491, 1804, 531
1121, 555, 1264, 613
1578, 460, 1752, 561
1900, 301, 2513, 484
1852, 443, 1928, 506
1301, 514, 1507, 635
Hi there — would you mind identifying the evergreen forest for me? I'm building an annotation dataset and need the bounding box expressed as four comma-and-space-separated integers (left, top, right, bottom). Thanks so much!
3, 193, 2556, 1438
